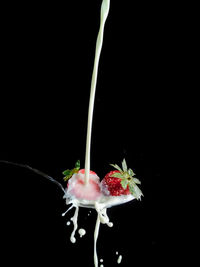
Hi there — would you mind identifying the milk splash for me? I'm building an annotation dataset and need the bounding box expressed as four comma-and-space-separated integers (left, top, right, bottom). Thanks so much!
63, 194, 132, 267
63, 171, 135, 267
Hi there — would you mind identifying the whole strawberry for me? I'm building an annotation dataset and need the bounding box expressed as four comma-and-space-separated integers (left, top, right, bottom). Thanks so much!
62, 160, 101, 201
101, 170, 130, 196
101, 159, 143, 200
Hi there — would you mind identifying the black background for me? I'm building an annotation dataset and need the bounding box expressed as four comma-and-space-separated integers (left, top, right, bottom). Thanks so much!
0, 0, 173, 266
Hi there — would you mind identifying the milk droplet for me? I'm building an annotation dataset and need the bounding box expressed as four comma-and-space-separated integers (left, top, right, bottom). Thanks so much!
117, 255, 122, 264
116, 251, 118, 255
100, 259, 103, 262
78, 228, 86, 238
67, 221, 71, 226
108, 222, 113, 227
70, 236, 76, 243
100, 265, 104, 267
88, 210, 92, 216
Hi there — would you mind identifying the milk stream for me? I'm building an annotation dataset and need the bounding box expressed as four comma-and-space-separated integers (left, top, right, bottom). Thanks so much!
70, 205, 79, 243
84, 0, 110, 184
94, 214, 101, 267
61, 1, 112, 261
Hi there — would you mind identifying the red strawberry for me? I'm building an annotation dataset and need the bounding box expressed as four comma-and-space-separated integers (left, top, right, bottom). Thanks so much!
63, 161, 101, 201
101, 159, 143, 200
68, 174, 101, 201
66, 169, 97, 187
101, 170, 130, 196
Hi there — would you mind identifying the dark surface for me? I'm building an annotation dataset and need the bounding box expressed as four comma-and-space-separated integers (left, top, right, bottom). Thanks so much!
0, 1, 171, 266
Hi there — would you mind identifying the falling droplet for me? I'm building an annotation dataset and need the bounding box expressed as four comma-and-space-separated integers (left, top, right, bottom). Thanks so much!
117, 255, 122, 264
78, 228, 86, 238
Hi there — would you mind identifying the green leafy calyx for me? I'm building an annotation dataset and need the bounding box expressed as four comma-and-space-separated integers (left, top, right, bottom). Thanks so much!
110, 158, 143, 200
63, 160, 80, 181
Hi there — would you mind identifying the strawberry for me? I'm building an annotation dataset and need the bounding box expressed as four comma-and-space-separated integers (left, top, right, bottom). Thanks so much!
101, 170, 130, 196
101, 159, 143, 200
63, 160, 101, 201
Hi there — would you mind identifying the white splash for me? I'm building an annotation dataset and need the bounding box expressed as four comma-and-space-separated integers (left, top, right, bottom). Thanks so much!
64, 179, 134, 266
